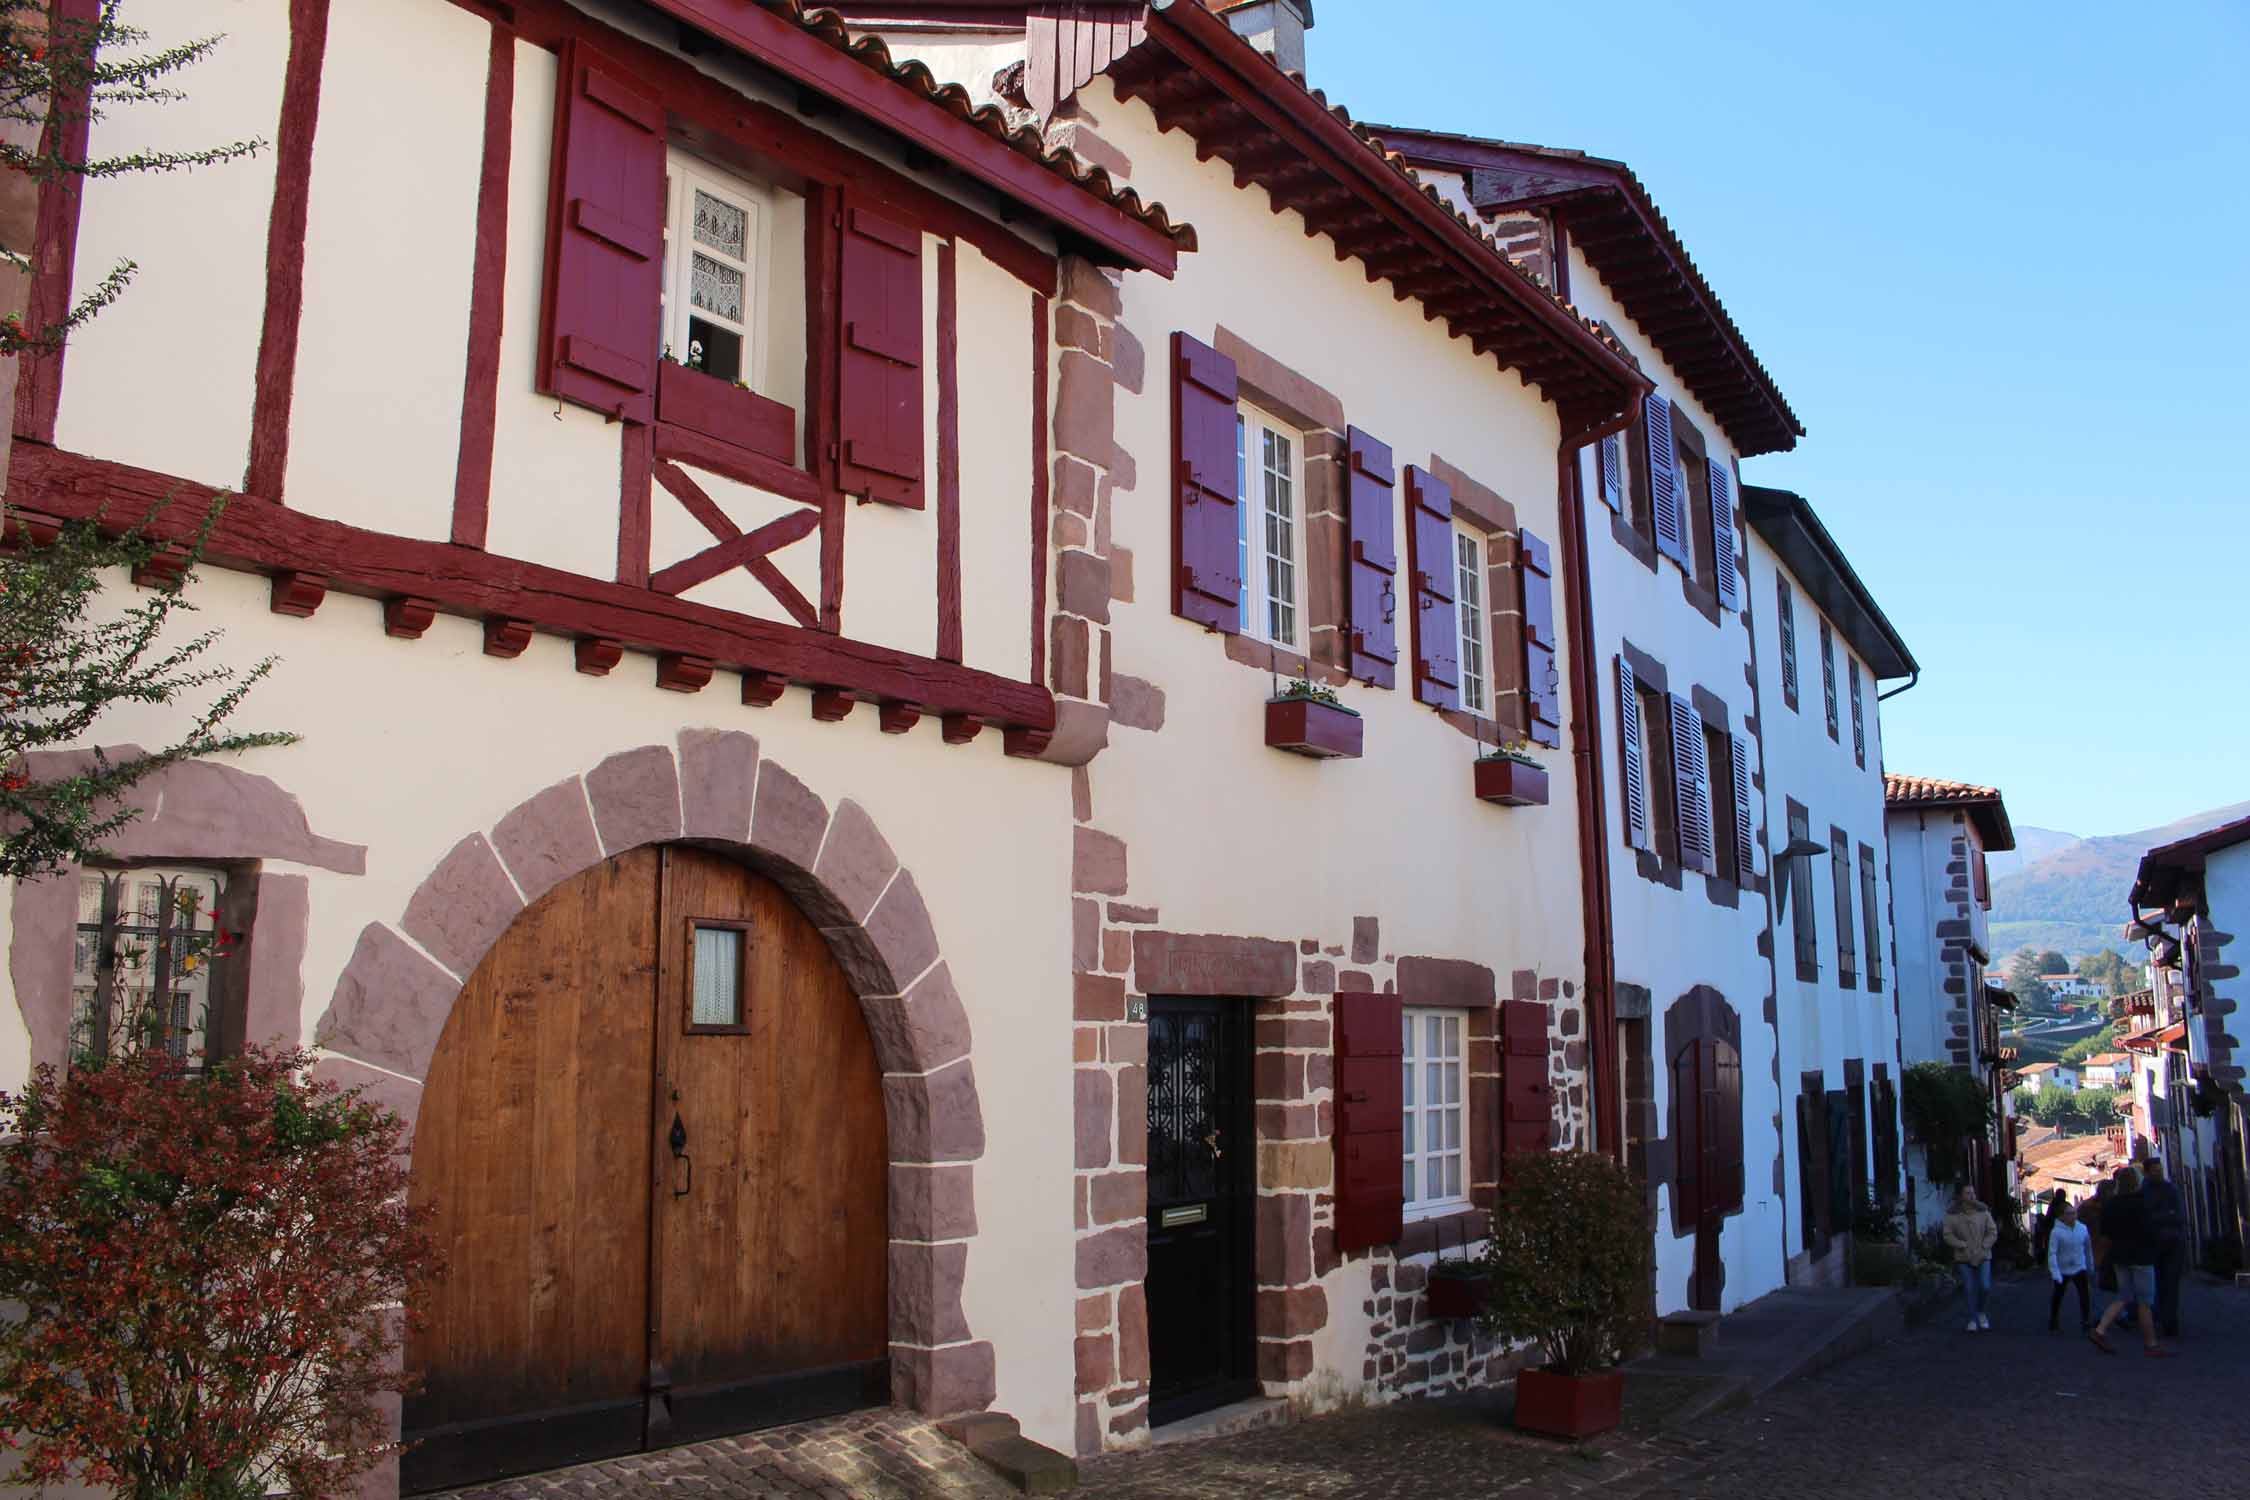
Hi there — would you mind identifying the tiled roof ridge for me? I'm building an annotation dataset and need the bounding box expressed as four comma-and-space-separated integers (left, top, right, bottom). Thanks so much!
1363, 120, 1801, 442
778, 3, 1197, 250
1885, 772, 2004, 803
1271, 70, 1636, 370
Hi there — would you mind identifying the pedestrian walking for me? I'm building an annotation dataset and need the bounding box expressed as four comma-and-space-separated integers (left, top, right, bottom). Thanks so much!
2034, 1186, 2068, 1264
2085, 1177, 2118, 1293
1942, 1182, 1999, 1332
2047, 1198, 2094, 1333
2141, 1156, 2188, 1338
2089, 1166, 2171, 1357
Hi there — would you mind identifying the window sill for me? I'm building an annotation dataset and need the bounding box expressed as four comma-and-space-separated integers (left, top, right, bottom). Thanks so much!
655, 362, 813, 502
1265, 695, 1362, 760
1396, 1205, 1484, 1256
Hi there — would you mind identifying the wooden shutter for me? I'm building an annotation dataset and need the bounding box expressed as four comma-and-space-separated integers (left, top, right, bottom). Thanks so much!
1499, 999, 1552, 1165
1519, 529, 1561, 748
539, 42, 666, 424
1861, 847, 1883, 988
1706, 456, 1739, 611
836, 201, 925, 506
1670, 695, 1711, 874
1832, 828, 1856, 987
1715, 1043, 1745, 1211
1645, 394, 1685, 566
1618, 658, 1650, 851
1777, 578, 1800, 710
1672, 1038, 1703, 1227
1345, 428, 1399, 688
1171, 333, 1241, 631
1820, 618, 1839, 739
1730, 733, 1755, 881
1333, 991, 1404, 1252
1595, 432, 1624, 512
1405, 466, 1459, 710
1850, 663, 1866, 768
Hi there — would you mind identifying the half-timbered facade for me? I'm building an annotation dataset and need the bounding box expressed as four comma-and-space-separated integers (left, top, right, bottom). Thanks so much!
1743, 486, 1915, 1285
2, 0, 1193, 1490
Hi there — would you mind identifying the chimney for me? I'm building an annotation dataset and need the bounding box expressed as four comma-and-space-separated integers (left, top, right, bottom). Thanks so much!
1208, 0, 1313, 77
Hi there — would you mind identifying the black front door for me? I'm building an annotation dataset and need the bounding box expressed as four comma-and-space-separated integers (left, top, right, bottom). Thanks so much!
1145, 997, 1254, 1427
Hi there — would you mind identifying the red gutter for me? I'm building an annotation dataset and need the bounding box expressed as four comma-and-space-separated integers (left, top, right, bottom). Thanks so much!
1145, 0, 1648, 399
641, 0, 1183, 273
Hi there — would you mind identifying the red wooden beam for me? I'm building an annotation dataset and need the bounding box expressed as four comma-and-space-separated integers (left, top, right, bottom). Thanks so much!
243, 0, 333, 500
936, 240, 964, 664
450, 23, 514, 549
8, 444, 1056, 731
636, 0, 1180, 275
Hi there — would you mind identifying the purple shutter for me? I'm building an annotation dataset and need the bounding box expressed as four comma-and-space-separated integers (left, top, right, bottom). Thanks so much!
1171, 333, 1242, 631
837, 202, 925, 507
1345, 428, 1399, 688
1519, 529, 1561, 748
1707, 455, 1739, 610
1596, 431, 1624, 512
1406, 465, 1459, 710
539, 42, 665, 424
1731, 732, 1755, 881
1618, 658, 1650, 851
1334, 991, 1404, 1251
1671, 694, 1711, 874
1645, 394, 1684, 564
1500, 999, 1553, 1166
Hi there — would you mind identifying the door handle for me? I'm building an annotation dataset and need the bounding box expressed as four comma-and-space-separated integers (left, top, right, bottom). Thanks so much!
1203, 1129, 1223, 1161
669, 1112, 692, 1198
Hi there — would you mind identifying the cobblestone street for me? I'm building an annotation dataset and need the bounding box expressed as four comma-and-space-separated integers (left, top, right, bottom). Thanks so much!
439, 1273, 2249, 1499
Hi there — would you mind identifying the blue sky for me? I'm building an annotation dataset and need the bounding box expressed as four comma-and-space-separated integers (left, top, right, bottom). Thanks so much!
1305, 1, 2250, 838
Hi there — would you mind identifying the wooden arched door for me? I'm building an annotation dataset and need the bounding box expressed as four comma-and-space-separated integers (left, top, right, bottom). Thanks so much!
403, 847, 888, 1492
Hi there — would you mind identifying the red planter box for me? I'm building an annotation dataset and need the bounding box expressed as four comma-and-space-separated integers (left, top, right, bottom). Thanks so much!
658, 360, 796, 465
1513, 1367, 1624, 1440
1474, 756, 1549, 807
1264, 696, 1363, 760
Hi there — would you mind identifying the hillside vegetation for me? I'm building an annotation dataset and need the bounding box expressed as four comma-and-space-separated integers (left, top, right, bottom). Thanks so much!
1987, 799, 2250, 958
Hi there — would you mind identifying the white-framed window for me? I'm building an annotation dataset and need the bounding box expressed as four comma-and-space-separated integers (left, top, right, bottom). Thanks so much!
664, 153, 772, 388
1402, 1007, 1469, 1216
1233, 402, 1305, 648
72, 865, 230, 1065
1455, 527, 1490, 716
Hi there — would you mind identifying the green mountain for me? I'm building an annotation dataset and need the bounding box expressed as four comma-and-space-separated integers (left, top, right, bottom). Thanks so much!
1988, 799, 2250, 960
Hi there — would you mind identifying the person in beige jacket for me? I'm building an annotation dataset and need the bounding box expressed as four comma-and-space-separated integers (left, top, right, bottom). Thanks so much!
1942, 1183, 2000, 1332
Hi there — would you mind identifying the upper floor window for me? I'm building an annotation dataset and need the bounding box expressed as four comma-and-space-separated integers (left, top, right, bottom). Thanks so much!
664, 155, 773, 387
1820, 617, 1840, 742
1455, 528, 1490, 716
1777, 576, 1800, 711
1831, 826, 1857, 989
1705, 724, 1740, 885
1849, 661, 1867, 769
1402, 1007, 1468, 1217
1860, 845, 1884, 990
72, 865, 232, 1065
1788, 802, 1818, 981
1234, 403, 1305, 649
1637, 679, 1679, 857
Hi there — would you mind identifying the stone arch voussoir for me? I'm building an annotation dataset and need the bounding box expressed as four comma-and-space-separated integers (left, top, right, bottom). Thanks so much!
310, 727, 995, 1433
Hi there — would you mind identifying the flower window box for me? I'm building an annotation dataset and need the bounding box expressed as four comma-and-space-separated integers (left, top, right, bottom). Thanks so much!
1474, 753, 1549, 807
657, 359, 796, 467
1265, 695, 1362, 760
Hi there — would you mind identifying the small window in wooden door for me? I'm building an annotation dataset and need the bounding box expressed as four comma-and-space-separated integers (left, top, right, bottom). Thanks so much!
687, 918, 751, 1033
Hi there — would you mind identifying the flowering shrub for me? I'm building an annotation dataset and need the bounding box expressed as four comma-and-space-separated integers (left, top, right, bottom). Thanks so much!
0, 1046, 437, 1499
1476, 1149, 1652, 1375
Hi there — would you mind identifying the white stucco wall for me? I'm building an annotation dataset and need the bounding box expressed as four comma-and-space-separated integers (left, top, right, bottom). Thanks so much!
1747, 531, 1899, 1267
1564, 242, 1785, 1314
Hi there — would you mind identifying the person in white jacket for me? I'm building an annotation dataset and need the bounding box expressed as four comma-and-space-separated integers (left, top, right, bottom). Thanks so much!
2047, 1198, 2095, 1333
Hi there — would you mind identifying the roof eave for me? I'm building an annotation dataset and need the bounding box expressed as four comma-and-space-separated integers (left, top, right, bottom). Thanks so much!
1742, 486, 1916, 680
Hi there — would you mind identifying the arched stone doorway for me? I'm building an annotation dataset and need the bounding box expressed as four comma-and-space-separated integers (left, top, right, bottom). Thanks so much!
311, 732, 994, 1497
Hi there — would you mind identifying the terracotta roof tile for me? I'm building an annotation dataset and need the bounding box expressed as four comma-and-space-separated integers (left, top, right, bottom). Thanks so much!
777, 3, 1196, 252
1885, 773, 2015, 852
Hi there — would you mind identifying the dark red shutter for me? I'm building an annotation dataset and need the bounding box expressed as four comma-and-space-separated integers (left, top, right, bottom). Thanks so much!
1519, 529, 1560, 748
1716, 1043, 1744, 1211
1595, 432, 1624, 511
1645, 394, 1684, 565
1730, 732, 1755, 881
1500, 999, 1552, 1167
837, 201, 925, 507
1345, 428, 1399, 688
1334, 991, 1404, 1252
1777, 577, 1800, 710
1820, 618, 1839, 740
1617, 658, 1650, 851
1405, 465, 1459, 710
539, 42, 666, 424
1171, 333, 1242, 631
1706, 455, 1739, 610
1850, 662, 1866, 768
1670, 695, 1711, 874
1672, 1039, 1704, 1228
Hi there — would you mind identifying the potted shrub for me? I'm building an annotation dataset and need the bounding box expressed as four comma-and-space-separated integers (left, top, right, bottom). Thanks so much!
1478, 1149, 1650, 1440
1850, 1189, 1911, 1286
1264, 673, 1362, 760
1474, 743, 1549, 807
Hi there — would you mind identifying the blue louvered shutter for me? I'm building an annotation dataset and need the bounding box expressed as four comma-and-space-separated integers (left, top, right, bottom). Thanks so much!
1707, 456, 1739, 610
